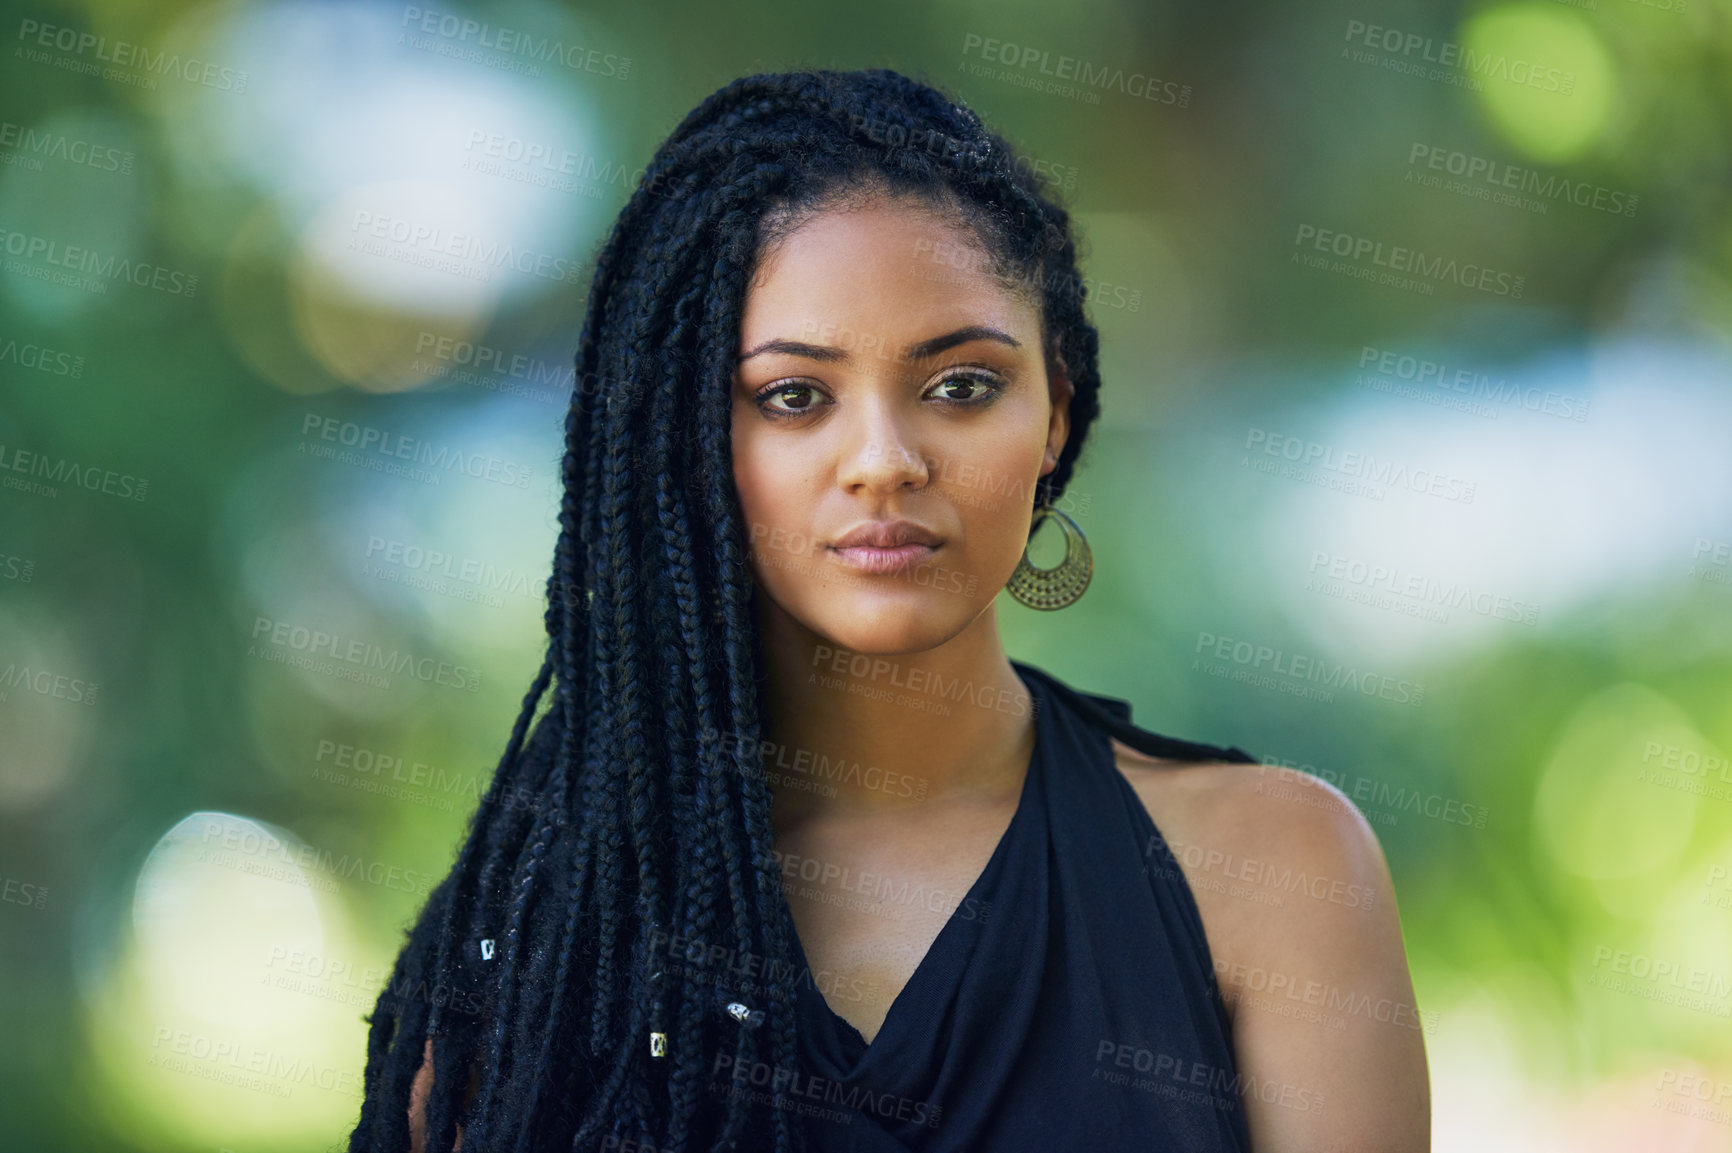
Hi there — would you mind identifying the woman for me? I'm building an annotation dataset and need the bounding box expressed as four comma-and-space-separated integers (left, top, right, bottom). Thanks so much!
349, 68, 1430, 1152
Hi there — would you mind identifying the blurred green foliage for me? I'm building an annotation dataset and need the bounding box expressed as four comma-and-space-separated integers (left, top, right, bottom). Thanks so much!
3, 0, 1731, 1148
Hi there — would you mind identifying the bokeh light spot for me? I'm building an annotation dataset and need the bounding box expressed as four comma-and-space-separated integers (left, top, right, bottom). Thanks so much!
1460, 5, 1614, 163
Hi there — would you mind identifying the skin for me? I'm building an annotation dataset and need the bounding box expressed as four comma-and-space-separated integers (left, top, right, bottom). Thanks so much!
408, 1036, 468, 1152
732, 194, 1068, 1050
411, 193, 1431, 1150
731, 193, 1431, 1151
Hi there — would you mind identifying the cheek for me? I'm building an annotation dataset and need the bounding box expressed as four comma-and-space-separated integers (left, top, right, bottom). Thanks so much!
945, 433, 1046, 573
957, 485, 1032, 577
730, 415, 812, 566
730, 410, 767, 506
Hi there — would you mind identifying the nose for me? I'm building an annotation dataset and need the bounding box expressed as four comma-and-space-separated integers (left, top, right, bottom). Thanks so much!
837, 399, 930, 494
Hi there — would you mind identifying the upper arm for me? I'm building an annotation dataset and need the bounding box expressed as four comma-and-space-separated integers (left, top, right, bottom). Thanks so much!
1127, 758, 1431, 1153
409, 1037, 434, 1153
408, 1037, 471, 1153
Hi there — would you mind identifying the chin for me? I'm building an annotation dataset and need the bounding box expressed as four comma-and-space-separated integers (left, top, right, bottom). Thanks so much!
795, 590, 980, 656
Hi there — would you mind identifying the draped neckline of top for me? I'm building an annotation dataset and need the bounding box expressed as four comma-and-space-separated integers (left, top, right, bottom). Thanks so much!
781, 662, 1048, 1072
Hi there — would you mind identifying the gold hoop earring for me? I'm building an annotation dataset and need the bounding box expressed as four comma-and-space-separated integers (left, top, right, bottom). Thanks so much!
1006, 480, 1092, 611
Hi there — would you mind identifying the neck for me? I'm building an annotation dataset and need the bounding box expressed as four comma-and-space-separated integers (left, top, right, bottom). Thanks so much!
751, 596, 1037, 825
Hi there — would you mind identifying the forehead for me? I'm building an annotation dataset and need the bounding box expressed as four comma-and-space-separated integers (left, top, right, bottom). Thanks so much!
739, 199, 1040, 347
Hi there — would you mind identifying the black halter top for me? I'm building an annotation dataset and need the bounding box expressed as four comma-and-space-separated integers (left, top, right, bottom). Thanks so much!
782, 660, 1259, 1151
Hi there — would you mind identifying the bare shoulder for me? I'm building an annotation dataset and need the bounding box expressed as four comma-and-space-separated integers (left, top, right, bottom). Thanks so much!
1111, 743, 1388, 902
1110, 742, 1396, 995
1111, 740, 1430, 1151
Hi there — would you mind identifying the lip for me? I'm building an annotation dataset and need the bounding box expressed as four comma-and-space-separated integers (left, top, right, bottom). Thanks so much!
830, 543, 938, 575
830, 521, 943, 549
828, 520, 943, 576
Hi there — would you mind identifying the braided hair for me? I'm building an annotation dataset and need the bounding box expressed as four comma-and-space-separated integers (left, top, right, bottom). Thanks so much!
348, 66, 1105, 1153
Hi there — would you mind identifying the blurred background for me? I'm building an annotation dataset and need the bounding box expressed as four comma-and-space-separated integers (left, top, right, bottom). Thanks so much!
2, 0, 1729, 1148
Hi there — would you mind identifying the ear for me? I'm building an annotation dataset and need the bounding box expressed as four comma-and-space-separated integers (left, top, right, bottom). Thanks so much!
1041, 350, 1074, 478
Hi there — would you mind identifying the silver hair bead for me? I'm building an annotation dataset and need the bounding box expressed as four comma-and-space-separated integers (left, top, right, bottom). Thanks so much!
726, 1001, 765, 1028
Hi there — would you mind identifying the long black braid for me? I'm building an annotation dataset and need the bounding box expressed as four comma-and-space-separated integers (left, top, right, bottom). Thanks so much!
348, 66, 1106, 1153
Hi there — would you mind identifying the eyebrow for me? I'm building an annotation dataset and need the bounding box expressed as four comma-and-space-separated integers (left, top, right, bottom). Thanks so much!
737, 325, 1021, 363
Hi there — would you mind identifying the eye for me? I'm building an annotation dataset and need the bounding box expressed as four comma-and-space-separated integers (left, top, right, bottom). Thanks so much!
753, 381, 833, 417
925, 370, 1003, 405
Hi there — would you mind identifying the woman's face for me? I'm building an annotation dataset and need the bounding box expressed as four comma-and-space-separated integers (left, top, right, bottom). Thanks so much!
731, 195, 1072, 655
